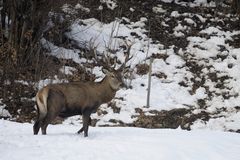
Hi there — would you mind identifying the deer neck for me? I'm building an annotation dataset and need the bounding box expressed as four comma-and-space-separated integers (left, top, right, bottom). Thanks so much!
98, 77, 117, 103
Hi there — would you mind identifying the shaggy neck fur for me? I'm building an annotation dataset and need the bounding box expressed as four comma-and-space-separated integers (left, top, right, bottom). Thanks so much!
97, 76, 118, 103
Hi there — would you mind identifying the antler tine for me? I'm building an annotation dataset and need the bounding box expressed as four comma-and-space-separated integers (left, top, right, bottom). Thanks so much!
102, 51, 117, 70
92, 49, 107, 69
113, 56, 117, 69
104, 51, 120, 70
118, 42, 133, 72
93, 48, 117, 71
93, 48, 101, 65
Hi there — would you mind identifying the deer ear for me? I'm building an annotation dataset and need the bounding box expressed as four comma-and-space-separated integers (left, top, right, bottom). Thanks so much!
102, 68, 110, 75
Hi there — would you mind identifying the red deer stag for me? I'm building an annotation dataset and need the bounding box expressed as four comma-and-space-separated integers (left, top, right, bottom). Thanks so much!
33, 46, 132, 137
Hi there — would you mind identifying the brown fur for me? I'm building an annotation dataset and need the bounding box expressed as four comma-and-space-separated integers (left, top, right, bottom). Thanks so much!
33, 69, 123, 137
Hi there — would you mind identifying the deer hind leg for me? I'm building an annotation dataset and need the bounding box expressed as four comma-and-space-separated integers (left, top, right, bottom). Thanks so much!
40, 110, 60, 135
40, 112, 53, 135
40, 104, 64, 135
40, 89, 65, 135
41, 122, 49, 135
33, 105, 45, 135
33, 119, 41, 135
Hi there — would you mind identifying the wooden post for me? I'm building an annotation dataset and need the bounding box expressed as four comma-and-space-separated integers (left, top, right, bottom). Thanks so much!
146, 57, 153, 108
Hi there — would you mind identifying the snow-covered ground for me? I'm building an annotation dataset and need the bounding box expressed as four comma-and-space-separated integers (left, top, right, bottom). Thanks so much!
0, 120, 240, 160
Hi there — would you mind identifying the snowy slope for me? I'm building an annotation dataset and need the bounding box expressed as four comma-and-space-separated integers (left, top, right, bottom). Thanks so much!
46, 10, 240, 131
0, 120, 240, 160
3, 0, 239, 132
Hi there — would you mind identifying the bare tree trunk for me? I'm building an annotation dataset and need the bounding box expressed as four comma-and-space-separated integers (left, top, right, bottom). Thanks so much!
1, 0, 6, 30
232, 0, 240, 14
0, 0, 53, 68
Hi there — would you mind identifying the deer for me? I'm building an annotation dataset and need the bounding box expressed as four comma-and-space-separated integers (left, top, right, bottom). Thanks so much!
33, 45, 132, 137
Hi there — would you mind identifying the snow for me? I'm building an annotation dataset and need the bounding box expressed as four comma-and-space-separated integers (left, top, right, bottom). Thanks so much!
67, 18, 129, 54
41, 38, 85, 64
184, 18, 197, 26
171, 11, 180, 17
0, 101, 11, 118
152, 5, 167, 14
62, 4, 78, 15
1, 120, 240, 160
75, 4, 90, 13
100, 0, 118, 10
59, 66, 77, 75
36, 76, 68, 90
172, 0, 215, 7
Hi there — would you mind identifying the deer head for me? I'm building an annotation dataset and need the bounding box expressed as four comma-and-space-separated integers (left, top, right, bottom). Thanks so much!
94, 42, 133, 89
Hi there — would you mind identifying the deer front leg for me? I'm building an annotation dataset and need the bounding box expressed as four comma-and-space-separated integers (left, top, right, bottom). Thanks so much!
77, 116, 92, 134
83, 113, 91, 137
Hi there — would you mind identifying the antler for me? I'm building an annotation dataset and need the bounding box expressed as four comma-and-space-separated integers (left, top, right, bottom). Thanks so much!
118, 42, 133, 72
103, 52, 117, 70
93, 49, 117, 70
92, 41, 132, 72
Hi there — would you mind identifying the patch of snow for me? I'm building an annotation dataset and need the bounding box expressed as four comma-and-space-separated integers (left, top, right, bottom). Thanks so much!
195, 14, 206, 23
184, 18, 197, 27
100, 0, 118, 10
171, 11, 180, 18
91, 66, 105, 80
59, 66, 77, 75
174, 31, 185, 37
66, 18, 129, 54
0, 100, 11, 118
129, 7, 135, 12
116, 76, 196, 111
41, 38, 85, 64
192, 111, 240, 132
161, 0, 174, 3
75, 4, 90, 13
161, 21, 169, 27
14, 80, 30, 86
174, 0, 214, 7
173, 23, 188, 32
152, 5, 167, 14
195, 87, 207, 99
165, 54, 185, 67
36, 76, 68, 90
62, 4, 78, 15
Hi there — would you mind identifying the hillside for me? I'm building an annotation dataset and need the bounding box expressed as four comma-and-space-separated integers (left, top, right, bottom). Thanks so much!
0, 0, 240, 132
